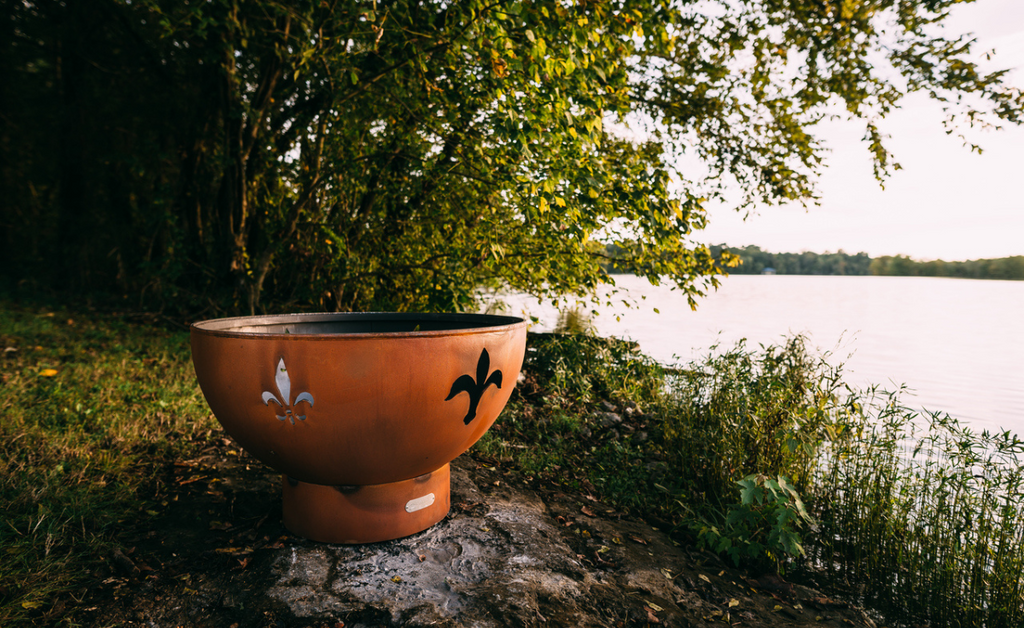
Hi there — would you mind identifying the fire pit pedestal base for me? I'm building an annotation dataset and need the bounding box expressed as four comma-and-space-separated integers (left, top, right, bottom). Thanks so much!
281, 463, 452, 544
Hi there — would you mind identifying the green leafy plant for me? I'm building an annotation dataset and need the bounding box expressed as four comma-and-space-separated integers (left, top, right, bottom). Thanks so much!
695, 474, 816, 573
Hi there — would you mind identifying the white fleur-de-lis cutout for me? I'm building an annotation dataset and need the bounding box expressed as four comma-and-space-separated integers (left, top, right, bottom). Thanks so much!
261, 358, 314, 425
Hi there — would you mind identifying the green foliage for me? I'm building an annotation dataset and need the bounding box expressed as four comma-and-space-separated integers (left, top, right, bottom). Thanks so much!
3, 0, 1022, 313
696, 474, 816, 573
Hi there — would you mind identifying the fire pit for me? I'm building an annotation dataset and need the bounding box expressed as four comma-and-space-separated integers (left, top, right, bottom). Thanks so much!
190, 312, 527, 543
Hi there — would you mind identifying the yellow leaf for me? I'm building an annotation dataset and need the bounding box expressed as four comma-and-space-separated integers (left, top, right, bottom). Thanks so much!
646, 601, 664, 612
22, 600, 42, 609
40, 369, 58, 377
391, 576, 402, 583
698, 574, 711, 583
728, 599, 739, 607
554, 196, 566, 207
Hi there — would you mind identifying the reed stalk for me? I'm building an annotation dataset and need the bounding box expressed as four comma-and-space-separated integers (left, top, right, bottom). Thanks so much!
808, 392, 1024, 627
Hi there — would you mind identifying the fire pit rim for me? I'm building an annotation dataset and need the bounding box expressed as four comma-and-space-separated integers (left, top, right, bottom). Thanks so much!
190, 311, 527, 340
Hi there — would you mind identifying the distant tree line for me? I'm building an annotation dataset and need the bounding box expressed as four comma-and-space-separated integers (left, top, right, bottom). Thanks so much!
868, 255, 1024, 281
711, 245, 872, 276
601, 244, 1024, 281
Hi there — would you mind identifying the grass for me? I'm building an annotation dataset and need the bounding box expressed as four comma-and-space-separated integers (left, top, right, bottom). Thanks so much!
0, 301, 216, 625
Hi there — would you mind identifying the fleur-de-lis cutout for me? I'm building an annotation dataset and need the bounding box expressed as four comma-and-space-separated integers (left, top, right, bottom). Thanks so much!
445, 348, 503, 425
262, 358, 314, 425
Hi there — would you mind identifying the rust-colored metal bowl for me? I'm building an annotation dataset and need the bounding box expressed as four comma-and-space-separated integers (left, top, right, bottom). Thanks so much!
190, 312, 527, 543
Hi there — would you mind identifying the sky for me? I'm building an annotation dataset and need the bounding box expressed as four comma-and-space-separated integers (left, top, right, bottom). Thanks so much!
694, 0, 1024, 262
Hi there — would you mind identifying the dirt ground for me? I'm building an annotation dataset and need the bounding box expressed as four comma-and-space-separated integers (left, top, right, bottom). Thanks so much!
72, 440, 885, 628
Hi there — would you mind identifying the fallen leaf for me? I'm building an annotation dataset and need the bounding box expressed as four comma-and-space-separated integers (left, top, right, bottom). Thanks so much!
728, 599, 739, 607
580, 506, 597, 517
40, 369, 58, 377
391, 576, 402, 583
660, 568, 673, 580
21, 600, 42, 609
773, 605, 783, 612
646, 601, 664, 612
629, 535, 648, 545
611, 536, 622, 545
718, 570, 725, 577
698, 574, 711, 583
645, 606, 661, 623
596, 545, 610, 554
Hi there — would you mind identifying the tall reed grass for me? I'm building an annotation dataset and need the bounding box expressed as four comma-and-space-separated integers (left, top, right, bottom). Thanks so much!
649, 336, 1024, 624
808, 391, 1024, 628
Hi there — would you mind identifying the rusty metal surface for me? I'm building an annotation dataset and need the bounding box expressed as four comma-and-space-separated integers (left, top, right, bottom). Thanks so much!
281, 464, 451, 544
190, 312, 526, 487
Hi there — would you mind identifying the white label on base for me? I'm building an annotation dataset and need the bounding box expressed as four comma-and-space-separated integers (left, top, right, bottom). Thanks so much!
405, 493, 436, 513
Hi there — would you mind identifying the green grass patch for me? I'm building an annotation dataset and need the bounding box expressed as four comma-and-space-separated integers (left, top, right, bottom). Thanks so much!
0, 303, 216, 625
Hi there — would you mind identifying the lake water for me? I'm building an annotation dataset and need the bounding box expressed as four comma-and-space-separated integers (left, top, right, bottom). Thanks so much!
490, 275, 1024, 436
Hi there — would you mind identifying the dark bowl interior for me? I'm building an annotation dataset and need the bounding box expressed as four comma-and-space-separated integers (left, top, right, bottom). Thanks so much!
191, 312, 525, 336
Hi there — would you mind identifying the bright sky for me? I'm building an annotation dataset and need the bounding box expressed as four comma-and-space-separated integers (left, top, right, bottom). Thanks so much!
695, 0, 1024, 262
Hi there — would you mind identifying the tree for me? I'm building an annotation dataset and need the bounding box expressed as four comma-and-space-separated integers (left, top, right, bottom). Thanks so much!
2, 0, 1021, 314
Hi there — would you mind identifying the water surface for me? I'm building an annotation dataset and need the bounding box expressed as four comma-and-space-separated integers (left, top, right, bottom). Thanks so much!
495, 275, 1024, 435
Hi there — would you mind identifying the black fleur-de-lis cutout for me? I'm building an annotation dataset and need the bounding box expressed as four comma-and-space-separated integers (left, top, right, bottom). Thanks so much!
445, 348, 503, 425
